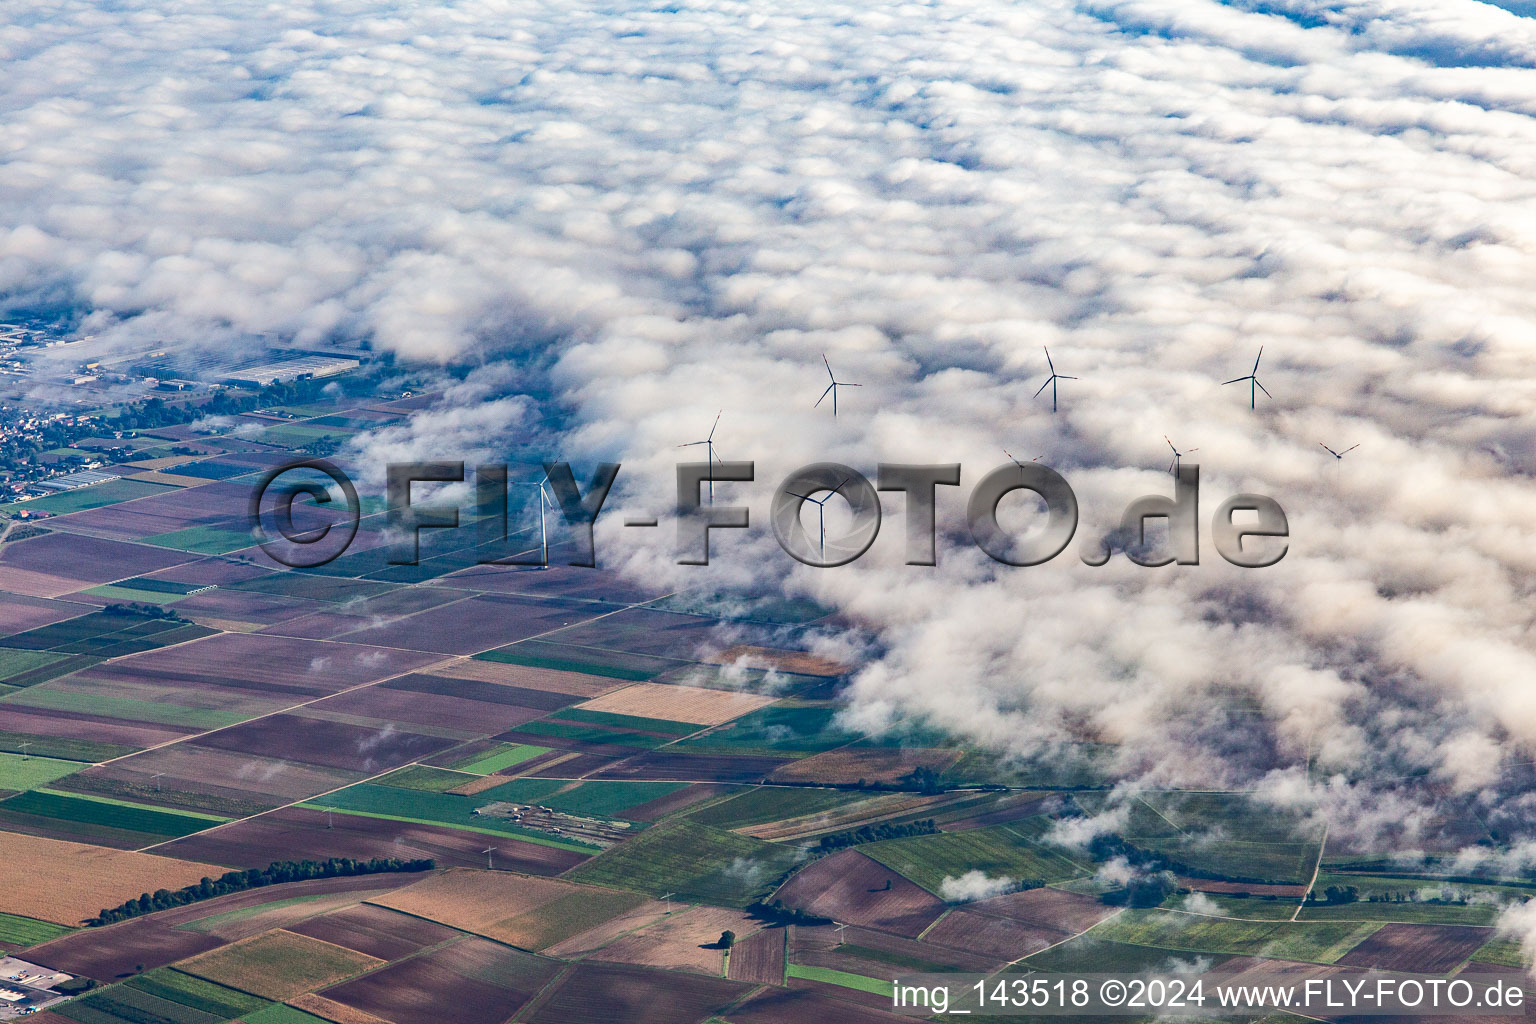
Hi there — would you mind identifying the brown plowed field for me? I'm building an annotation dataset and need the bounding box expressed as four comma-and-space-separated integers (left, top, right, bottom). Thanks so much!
772, 849, 946, 938
966, 886, 1117, 933
573, 683, 776, 726
288, 903, 461, 960
921, 908, 1064, 961
770, 747, 962, 785
522, 962, 749, 1024
430, 657, 626, 698
368, 869, 575, 934
190, 714, 456, 772
726, 987, 909, 1024
588, 904, 758, 974
728, 927, 786, 984
0, 832, 222, 925
321, 937, 560, 1024
623, 783, 734, 821
1337, 923, 1491, 973
305, 685, 546, 735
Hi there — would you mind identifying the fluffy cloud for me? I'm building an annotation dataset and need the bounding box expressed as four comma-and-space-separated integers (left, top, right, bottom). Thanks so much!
5, 0, 1536, 881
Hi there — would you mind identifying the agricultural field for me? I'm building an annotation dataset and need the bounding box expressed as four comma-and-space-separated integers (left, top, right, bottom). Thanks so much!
0, 833, 221, 925
177, 930, 384, 1000
860, 823, 1088, 893
566, 819, 803, 906
1091, 909, 1385, 964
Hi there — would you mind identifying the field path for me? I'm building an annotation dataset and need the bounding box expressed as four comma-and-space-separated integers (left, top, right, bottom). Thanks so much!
1291, 823, 1328, 922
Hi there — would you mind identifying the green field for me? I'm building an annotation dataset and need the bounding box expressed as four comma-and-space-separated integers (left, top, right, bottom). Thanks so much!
862, 823, 1088, 893
0, 611, 211, 658
513, 718, 670, 749
687, 786, 865, 829
785, 963, 893, 997
56, 984, 229, 1024
1, 688, 245, 730
377, 765, 476, 792
452, 743, 551, 774
239, 1005, 328, 1024
0, 648, 68, 681
1470, 937, 1527, 968
1295, 900, 1497, 924
0, 751, 84, 792
1023, 934, 1237, 974
0, 910, 72, 947
1091, 909, 1382, 964
475, 640, 666, 681
143, 524, 257, 555
556, 708, 700, 736
126, 969, 269, 1021
565, 819, 803, 906
673, 704, 855, 756
81, 584, 191, 606
1168, 892, 1299, 920
302, 782, 597, 851
0, 789, 225, 837
540, 781, 690, 818
0, 478, 175, 516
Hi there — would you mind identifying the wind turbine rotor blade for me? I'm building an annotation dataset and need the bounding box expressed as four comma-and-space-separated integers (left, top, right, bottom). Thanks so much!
1165, 436, 1177, 453
1058, 375, 1077, 380
1319, 443, 1337, 456
1255, 380, 1272, 399
677, 440, 705, 448
823, 353, 834, 380
1043, 346, 1055, 373
1168, 456, 1177, 474
1342, 444, 1359, 455
707, 410, 721, 441
1222, 376, 1246, 386
1252, 346, 1264, 373
815, 383, 834, 407
1186, 448, 1199, 453
1034, 378, 1052, 398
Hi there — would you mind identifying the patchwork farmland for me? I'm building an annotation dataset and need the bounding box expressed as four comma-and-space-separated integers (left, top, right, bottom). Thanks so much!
0, 387, 1521, 1024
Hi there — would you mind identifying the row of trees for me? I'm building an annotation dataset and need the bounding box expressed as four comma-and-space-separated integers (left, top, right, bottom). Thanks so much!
817, 819, 938, 851
89, 857, 433, 925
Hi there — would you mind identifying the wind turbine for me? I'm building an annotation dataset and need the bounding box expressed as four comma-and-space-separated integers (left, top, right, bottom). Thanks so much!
789, 476, 849, 559
1223, 346, 1271, 409
1003, 448, 1043, 467
483, 846, 496, 870
815, 355, 862, 417
1320, 442, 1359, 462
1165, 436, 1198, 476
523, 471, 556, 566
677, 411, 723, 504
1034, 347, 1076, 413
151, 773, 163, 793
660, 892, 676, 913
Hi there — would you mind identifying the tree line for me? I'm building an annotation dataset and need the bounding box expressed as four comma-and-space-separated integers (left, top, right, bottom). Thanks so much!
88, 857, 433, 925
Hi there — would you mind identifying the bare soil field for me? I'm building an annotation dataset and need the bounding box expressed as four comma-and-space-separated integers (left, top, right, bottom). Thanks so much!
742, 792, 958, 841
1177, 877, 1308, 898
288, 903, 461, 960
483, 886, 650, 951
0, 594, 84, 635
573, 682, 777, 726
921, 907, 1066, 960
966, 886, 1118, 933
0, 706, 188, 749
288, 993, 394, 1024
623, 783, 734, 821
771, 747, 963, 785
440, 657, 626, 697
382, 671, 580, 712
728, 926, 787, 984
369, 869, 577, 933
171, 589, 328, 627
727, 986, 910, 1024
0, 832, 222, 924
540, 898, 674, 959
542, 608, 721, 661
321, 936, 560, 1024
1337, 923, 1492, 973
332, 593, 609, 655
708, 645, 849, 678
588, 904, 759, 974
524, 752, 621, 778
179, 929, 384, 999
437, 562, 658, 604
97, 633, 440, 698
160, 807, 590, 875
832, 923, 999, 971
772, 849, 947, 938
938, 792, 1058, 832
306, 685, 546, 735
89, 745, 357, 805
589, 751, 793, 783
191, 713, 456, 772
0, 534, 195, 590
27, 920, 222, 980
522, 962, 749, 1024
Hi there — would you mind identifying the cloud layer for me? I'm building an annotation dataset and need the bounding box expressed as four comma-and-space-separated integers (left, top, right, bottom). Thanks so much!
4, 0, 1536, 860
